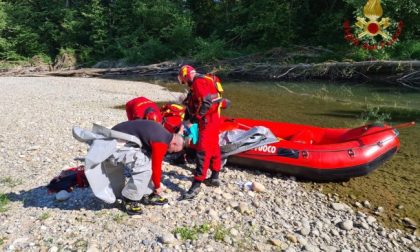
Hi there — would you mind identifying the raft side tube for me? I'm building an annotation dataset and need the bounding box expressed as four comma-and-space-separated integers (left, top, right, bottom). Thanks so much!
227, 147, 398, 181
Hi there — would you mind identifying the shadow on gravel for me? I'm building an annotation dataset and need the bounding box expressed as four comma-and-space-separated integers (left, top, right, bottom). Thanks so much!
6, 186, 116, 211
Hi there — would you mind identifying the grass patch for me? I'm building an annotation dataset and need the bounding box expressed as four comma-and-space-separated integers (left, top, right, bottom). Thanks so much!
0, 177, 22, 188
0, 194, 9, 212
359, 105, 391, 124
112, 213, 126, 223
214, 224, 229, 241
173, 223, 212, 241
0, 237, 4, 246
38, 212, 50, 221
73, 239, 88, 250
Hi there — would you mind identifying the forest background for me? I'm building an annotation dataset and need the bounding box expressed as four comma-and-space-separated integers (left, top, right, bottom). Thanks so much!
0, 0, 419, 68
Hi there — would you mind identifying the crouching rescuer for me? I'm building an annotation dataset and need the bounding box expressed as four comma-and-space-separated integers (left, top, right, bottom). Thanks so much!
73, 120, 184, 215
178, 65, 231, 200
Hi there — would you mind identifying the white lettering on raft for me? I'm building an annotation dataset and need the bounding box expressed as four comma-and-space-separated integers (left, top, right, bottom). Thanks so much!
253, 145, 276, 154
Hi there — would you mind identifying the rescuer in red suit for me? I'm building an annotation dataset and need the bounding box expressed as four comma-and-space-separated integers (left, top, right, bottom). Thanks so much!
177, 65, 230, 200
125, 96, 162, 123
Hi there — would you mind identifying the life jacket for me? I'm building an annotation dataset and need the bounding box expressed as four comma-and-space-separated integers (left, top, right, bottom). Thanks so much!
200, 73, 224, 96
160, 103, 186, 133
194, 73, 225, 115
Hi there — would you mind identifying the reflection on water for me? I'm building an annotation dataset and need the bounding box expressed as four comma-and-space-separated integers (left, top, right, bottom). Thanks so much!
220, 81, 420, 126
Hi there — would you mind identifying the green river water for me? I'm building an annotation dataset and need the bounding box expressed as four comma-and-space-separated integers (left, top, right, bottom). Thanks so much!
125, 78, 420, 232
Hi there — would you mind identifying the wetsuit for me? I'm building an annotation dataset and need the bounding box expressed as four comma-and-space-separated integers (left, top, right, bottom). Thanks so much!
112, 120, 172, 190
185, 74, 223, 182
125, 97, 162, 122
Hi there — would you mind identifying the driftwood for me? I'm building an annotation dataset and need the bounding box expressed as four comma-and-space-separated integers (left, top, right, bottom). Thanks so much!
1, 58, 419, 89
396, 71, 420, 90
0, 61, 184, 78
224, 60, 420, 81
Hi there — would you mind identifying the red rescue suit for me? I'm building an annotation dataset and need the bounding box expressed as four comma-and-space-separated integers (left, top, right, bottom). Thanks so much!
185, 74, 224, 182
125, 97, 162, 122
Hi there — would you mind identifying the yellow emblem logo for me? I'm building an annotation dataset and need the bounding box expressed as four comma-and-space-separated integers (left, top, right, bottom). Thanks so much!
343, 0, 403, 50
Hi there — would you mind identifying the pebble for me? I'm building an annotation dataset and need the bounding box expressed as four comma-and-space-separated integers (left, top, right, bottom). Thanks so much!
214, 188, 223, 194
403, 218, 417, 229
360, 222, 370, 230
222, 193, 233, 200
86, 242, 100, 252
330, 230, 339, 236
286, 233, 297, 243
304, 244, 320, 252
238, 202, 251, 214
269, 238, 282, 247
208, 209, 218, 219
252, 182, 265, 192
159, 233, 176, 244
300, 227, 310, 236
354, 202, 363, 208
230, 228, 239, 237
363, 200, 371, 208
48, 246, 59, 252
367, 216, 376, 225
297, 236, 307, 246
339, 220, 353, 231
331, 203, 349, 211
55, 190, 71, 201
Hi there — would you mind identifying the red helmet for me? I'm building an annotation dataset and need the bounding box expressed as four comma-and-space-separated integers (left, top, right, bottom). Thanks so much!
178, 65, 195, 85
144, 108, 162, 122
145, 111, 159, 122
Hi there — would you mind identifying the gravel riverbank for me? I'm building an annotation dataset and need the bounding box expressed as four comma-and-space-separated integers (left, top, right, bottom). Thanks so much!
0, 77, 418, 251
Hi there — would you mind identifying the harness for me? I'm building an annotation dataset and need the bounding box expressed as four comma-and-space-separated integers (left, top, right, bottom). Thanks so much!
194, 73, 224, 115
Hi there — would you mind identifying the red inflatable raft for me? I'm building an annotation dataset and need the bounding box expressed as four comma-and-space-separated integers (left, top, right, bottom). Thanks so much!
220, 117, 411, 180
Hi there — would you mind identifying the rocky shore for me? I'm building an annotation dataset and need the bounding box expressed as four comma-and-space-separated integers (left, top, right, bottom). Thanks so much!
0, 77, 418, 251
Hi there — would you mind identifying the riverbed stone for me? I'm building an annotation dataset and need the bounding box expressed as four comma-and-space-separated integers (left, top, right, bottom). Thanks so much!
252, 182, 265, 193
339, 220, 353, 231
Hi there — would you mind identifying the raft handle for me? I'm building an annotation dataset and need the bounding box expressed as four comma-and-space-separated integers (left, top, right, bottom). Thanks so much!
348, 149, 355, 158
277, 148, 300, 159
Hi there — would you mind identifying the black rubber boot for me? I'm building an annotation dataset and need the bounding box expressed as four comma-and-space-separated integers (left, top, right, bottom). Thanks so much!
140, 193, 169, 206
181, 181, 201, 200
204, 171, 221, 187
122, 197, 143, 215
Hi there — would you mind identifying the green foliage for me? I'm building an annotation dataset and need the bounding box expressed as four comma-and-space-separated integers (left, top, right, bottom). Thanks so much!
31, 53, 52, 65
173, 226, 199, 240
0, 177, 22, 188
194, 37, 227, 62
38, 212, 51, 221
213, 224, 228, 241
360, 105, 392, 123
124, 38, 172, 64
0, 193, 9, 212
112, 212, 126, 223
0, 0, 418, 63
391, 41, 420, 60
173, 223, 211, 240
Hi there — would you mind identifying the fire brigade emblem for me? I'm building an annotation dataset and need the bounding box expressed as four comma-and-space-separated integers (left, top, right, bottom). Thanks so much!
343, 0, 403, 50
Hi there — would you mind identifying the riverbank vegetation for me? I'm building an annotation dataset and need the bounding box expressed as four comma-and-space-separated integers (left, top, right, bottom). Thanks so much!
0, 0, 419, 68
